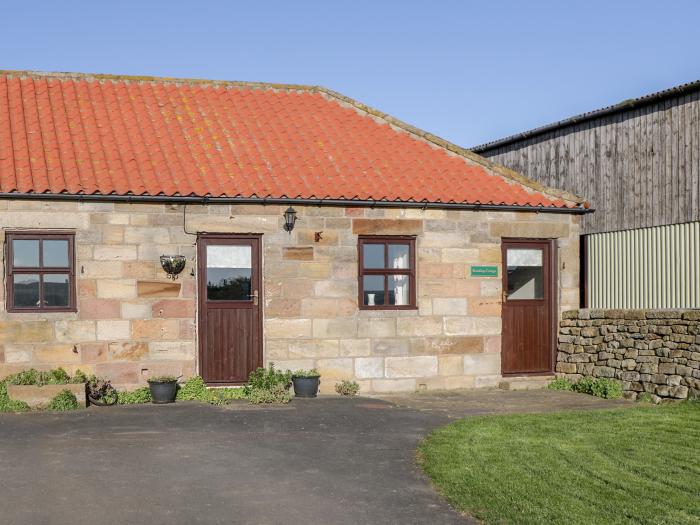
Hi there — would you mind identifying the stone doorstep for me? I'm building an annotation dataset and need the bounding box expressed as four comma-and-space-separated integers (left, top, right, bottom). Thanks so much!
6, 384, 87, 408
498, 375, 555, 391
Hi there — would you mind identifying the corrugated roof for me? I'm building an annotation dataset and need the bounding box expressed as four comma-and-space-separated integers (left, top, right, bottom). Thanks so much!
472, 79, 700, 152
0, 70, 585, 209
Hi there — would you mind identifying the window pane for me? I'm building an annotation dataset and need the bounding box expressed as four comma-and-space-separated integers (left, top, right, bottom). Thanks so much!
506, 248, 544, 299
362, 244, 384, 269
206, 245, 252, 301
13, 240, 39, 267
43, 240, 69, 267
363, 275, 384, 306
44, 274, 70, 307
388, 244, 409, 269
388, 275, 410, 305
13, 274, 40, 307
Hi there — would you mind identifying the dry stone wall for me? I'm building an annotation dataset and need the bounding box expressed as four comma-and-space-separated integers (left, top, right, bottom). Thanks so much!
557, 309, 700, 401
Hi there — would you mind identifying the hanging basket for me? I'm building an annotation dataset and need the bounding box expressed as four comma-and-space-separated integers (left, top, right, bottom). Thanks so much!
160, 255, 187, 280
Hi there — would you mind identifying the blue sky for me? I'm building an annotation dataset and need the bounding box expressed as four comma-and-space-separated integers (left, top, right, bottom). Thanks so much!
2, 0, 698, 146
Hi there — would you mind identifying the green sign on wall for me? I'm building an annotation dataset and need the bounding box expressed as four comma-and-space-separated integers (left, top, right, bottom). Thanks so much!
470, 265, 499, 277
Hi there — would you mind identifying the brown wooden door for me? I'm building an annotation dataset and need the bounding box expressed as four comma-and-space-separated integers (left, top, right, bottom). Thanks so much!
501, 239, 555, 375
198, 234, 262, 384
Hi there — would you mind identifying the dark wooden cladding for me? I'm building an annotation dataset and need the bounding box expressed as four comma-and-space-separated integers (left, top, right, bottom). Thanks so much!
198, 234, 262, 384
500, 239, 555, 375
477, 89, 700, 234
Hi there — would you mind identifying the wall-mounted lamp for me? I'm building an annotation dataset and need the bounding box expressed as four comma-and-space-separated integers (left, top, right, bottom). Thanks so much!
283, 207, 298, 234
160, 255, 187, 280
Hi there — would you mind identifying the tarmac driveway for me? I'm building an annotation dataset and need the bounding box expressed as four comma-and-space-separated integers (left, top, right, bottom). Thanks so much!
0, 390, 626, 525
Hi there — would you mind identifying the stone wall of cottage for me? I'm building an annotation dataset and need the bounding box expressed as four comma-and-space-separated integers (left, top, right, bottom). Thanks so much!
557, 309, 700, 401
0, 199, 579, 393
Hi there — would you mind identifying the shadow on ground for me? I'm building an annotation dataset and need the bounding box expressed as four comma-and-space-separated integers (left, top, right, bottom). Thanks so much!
0, 390, 628, 525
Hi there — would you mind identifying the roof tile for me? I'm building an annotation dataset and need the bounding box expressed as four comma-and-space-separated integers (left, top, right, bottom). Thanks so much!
0, 71, 581, 209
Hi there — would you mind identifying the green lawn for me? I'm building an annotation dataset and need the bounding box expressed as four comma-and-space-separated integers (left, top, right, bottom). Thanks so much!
418, 402, 700, 525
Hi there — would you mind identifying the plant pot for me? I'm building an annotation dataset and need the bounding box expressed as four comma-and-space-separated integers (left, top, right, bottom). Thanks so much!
148, 381, 178, 404
292, 376, 320, 398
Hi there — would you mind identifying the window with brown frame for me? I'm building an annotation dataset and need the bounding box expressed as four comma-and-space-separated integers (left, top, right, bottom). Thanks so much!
6, 231, 76, 312
358, 236, 416, 309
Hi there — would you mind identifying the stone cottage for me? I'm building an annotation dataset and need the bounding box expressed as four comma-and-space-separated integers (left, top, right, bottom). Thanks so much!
0, 70, 589, 393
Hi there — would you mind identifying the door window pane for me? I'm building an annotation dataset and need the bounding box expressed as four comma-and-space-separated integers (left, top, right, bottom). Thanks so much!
43, 274, 70, 307
43, 240, 69, 267
388, 244, 409, 269
13, 274, 40, 307
388, 275, 410, 305
363, 275, 384, 306
362, 244, 384, 269
13, 240, 39, 267
206, 245, 252, 301
506, 248, 544, 299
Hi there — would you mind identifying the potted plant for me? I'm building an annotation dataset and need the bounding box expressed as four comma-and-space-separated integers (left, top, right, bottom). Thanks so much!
147, 376, 178, 404
291, 369, 321, 398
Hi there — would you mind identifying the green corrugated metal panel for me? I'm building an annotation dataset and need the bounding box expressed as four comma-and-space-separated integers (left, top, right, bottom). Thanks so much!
587, 222, 700, 309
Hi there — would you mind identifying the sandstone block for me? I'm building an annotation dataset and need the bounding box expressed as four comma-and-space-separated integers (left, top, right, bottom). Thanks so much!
109, 342, 149, 361
55, 321, 96, 342
283, 247, 314, 261
97, 320, 131, 341
444, 317, 501, 336
370, 378, 416, 393
352, 219, 422, 235
315, 358, 353, 380
152, 300, 195, 319
78, 299, 121, 319
97, 280, 137, 299
34, 344, 80, 364
94, 245, 137, 261
265, 319, 312, 339
339, 339, 371, 357
432, 298, 467, 316
441, 248, 479, 263
289, 339, 339, 359
132, 319, 179, 340
121, 302, 152, 320
312, 319, 357, 339
386, 356, 438, 378
358, 318, 396, 338
149, 341, 195, 360
355, 357, 384, 379
396, 317, 442, 337
371, 338, 410, 356
438, 355, 463, 376
137, 280, 181, 298
463, 353, 500, 375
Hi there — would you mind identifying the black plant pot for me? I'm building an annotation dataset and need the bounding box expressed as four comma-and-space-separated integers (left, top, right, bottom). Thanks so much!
148, 381, 178, 404
292, 377, 320, 398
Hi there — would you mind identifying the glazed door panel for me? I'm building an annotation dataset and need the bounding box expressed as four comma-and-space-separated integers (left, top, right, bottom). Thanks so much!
198, 235, 262, 384
501, 240, 555, 375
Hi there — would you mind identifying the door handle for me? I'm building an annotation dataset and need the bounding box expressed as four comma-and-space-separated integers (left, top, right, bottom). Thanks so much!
248, 290, 259, 305
502, 290, 508, 303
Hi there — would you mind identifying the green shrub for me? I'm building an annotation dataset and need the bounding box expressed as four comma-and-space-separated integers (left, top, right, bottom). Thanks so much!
6, 368, 87, 386
175, 376, 246, 404
47, 390, 79, 411
335, 380, 360, 396
0, 381, 30, 412
117, 387, 152, 404
247, 384, 292, 404
637, 392, 654, 403
245, 363, 291, 393
573, 377, 596, 395
292, 368, 320, 378
244, 363, 292, 404
547, 378, 574, 391
590, 378, 623, 399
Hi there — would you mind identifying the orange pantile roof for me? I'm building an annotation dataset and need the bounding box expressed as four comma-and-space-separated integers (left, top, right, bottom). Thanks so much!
0, 71, 585, 210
